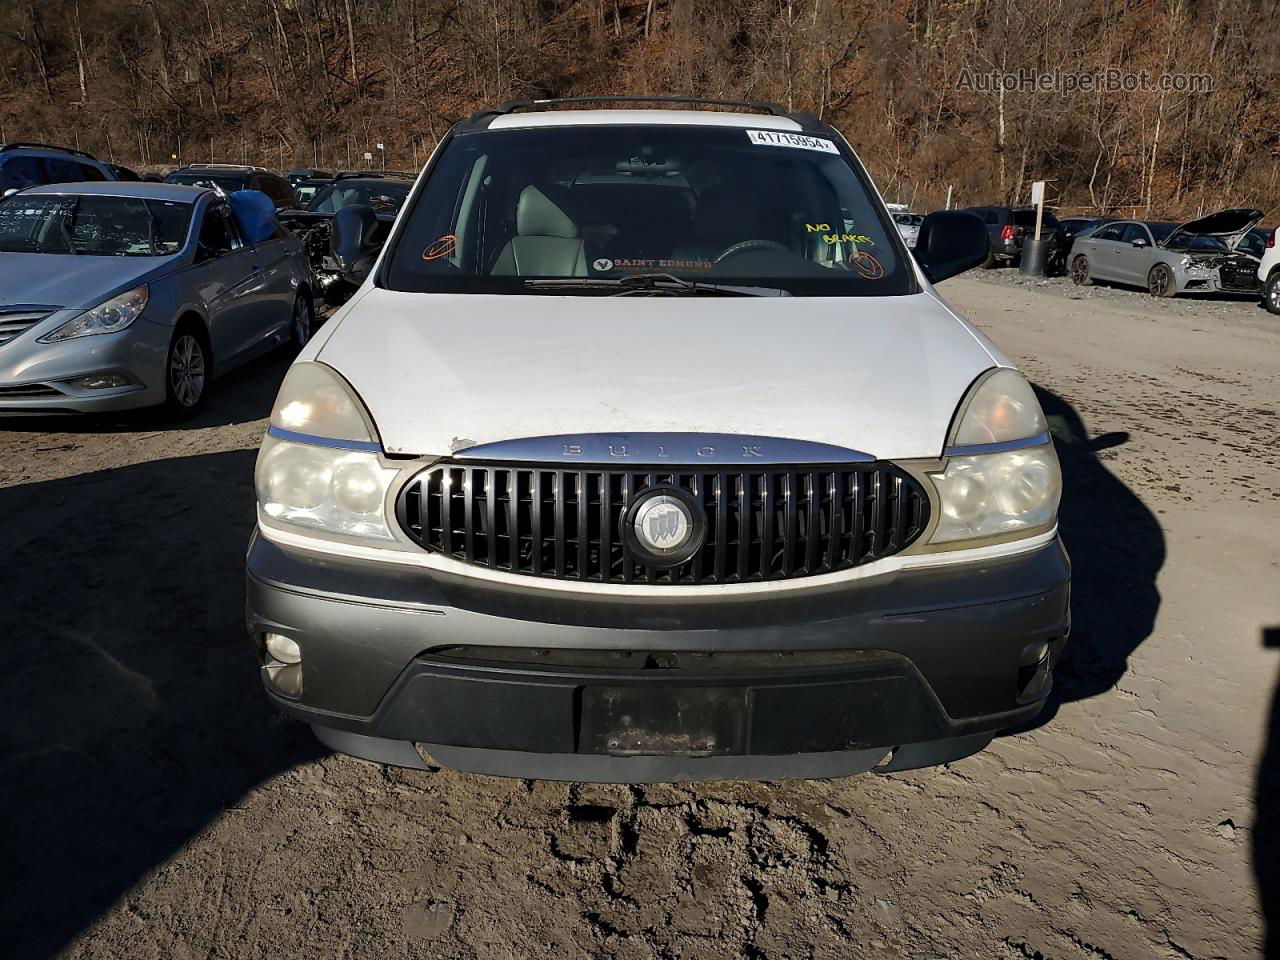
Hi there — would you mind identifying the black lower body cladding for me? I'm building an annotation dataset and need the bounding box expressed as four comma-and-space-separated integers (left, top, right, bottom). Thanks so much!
245, 532, 1070, 782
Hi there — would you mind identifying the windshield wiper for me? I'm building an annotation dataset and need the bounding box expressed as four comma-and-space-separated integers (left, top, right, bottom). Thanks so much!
523, 273, 789, 297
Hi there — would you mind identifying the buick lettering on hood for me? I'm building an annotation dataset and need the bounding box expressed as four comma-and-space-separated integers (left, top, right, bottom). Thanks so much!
246, 97, 1070, 782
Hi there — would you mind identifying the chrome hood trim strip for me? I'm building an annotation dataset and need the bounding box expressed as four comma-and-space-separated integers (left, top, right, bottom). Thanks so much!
450, 432, 876, 465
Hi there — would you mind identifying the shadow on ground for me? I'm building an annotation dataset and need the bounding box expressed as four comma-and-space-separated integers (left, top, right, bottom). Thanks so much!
0, 449, 323, 959
1003, 387, 1165, 734
1259, 626, 1280, 958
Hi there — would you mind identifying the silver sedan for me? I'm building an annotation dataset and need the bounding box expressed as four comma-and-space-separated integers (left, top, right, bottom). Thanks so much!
1069, 210, 1263, 298
0, 181, 314, 416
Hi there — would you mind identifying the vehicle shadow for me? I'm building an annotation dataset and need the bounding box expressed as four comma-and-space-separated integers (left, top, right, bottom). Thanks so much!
1003, 386, 1165, 733
1259, 626, 1280, 959
0, 347, 293, 436
0, 450, 323, 959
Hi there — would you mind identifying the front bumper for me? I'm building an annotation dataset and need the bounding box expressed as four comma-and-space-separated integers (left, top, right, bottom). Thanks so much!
246, 531, 1071, 781
0, 318, 168, 414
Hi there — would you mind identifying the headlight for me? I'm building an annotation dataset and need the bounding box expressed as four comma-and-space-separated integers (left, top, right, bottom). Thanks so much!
929, 368, 1060, 545
40, 285, 149, 342
256, 362, 399, 540
929, 444, 1061, 543
948, 367, 1045, 446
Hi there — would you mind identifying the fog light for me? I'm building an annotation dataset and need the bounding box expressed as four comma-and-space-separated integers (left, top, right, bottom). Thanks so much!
1016, 639, 1053, 703
265, 632, 301, 664
72, 373, 131, 390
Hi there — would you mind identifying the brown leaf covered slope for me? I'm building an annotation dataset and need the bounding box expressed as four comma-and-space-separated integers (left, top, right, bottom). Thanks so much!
1, 0, 1277, 215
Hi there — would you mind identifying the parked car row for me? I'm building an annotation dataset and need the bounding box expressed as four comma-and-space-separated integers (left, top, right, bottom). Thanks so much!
960, 198, 1276, 308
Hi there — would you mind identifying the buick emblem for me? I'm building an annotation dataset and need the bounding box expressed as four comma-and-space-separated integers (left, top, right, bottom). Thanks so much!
634, 496, 692, 553
624, 488, 705, 567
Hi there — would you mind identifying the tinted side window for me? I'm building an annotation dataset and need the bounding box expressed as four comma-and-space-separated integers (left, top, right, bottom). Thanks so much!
1120, 223, 1148, 244
198, 204, 236, 257
78, 163, 107, 182
0, 156, 46, 189
1095, 224, 1125, 242
45, 158, 92, 183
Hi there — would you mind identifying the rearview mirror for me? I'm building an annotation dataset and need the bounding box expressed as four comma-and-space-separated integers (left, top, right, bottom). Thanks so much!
913, 211, 989, 284
331, 204, 380, 284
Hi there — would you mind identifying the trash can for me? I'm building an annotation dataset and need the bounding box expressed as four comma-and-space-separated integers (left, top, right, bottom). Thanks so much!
1020, 237, 1050, 277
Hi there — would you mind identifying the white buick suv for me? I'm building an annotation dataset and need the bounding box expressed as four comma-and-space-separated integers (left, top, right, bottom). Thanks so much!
247, 96, 1069, 782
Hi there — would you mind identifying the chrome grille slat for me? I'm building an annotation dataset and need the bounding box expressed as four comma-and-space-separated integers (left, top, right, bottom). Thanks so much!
400, 460, 930, 586
0, 311, 49, 346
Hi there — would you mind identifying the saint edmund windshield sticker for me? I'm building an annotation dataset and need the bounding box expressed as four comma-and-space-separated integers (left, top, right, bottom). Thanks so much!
745, 130, 839, 154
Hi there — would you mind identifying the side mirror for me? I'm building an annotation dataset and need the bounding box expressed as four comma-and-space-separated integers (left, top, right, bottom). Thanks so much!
913, 210, 989, 284
331, 204, 380, 283
1130, 238, 1148, 248
1, 187, 18, 199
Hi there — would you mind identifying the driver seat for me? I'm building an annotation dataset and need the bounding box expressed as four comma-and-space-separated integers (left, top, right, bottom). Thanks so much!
490, 185, 587, 276
671, 187, 765, 262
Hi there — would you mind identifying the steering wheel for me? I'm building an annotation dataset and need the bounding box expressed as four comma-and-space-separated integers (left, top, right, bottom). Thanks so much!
712, 239, 793, 264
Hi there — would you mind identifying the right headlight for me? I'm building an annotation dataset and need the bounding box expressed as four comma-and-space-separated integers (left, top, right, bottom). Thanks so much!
255, 362, 400, 542
928, 368, 1061, 546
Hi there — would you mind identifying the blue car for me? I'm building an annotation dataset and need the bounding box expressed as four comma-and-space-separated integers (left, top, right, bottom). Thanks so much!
0, 181, 314, 415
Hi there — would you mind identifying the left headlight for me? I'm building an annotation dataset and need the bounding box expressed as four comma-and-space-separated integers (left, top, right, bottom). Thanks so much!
256, 362, 400, 541
40, 285, 149, 342
928, 368, 1061, 546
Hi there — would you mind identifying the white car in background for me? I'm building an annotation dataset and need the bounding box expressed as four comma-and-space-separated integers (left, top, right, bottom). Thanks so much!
1259, 226, 1280, 314
892, 211, 924, 249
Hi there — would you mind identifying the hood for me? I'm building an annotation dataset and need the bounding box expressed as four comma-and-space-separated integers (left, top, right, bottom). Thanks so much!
1162, 208, 1263, 251
317, 289, 1000, 461
0, 254, 179, 310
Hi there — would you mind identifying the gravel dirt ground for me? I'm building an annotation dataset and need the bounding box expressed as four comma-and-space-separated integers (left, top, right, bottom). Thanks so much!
2, 271, 1278, 959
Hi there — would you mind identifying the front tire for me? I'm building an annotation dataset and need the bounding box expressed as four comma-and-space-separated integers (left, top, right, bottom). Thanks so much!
1071, 255, 1092, 286
164, 323, 209, 417
291, 293, 314, 348
1148, 263, 1177, 298
1264, 272, 1280, 315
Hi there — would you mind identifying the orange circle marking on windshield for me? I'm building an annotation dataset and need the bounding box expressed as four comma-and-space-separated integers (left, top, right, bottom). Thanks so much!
423, 235, 457, 260
851, 251, 885, 279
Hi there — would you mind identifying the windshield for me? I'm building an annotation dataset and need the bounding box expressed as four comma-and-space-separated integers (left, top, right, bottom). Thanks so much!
307, 180, 410, 216
0, 194, 192, 256
383, 124, 912, 296
165, 172, 247, 192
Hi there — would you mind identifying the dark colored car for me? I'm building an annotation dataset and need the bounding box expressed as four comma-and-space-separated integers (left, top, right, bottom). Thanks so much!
965, 206, 1065, 268
291, 177, 332, 208
278, 174, 415, 305
287, 168, 333, 186
163, 164, 296, 210
106, 163, 142, 182
0, 142, 117, 195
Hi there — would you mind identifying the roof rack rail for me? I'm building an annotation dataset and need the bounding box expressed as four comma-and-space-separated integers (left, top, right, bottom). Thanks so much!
0, 141, 97, 162
474, 96, 789, 123
185, 162, 272, 172
463, 96, 835, 134
333, 170, 415, 180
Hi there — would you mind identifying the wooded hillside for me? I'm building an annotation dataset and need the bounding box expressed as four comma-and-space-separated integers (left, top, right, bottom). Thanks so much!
2, 0, 1277, 216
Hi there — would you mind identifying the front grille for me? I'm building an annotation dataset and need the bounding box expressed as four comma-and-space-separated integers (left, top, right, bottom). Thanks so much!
398, 462, 930, 585
0, 382, 60, 398
1218, 262, 1259, 292
0, 311, 49, 347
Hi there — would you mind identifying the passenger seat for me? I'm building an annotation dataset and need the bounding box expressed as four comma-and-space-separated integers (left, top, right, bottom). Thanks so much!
490, 185, 587, 276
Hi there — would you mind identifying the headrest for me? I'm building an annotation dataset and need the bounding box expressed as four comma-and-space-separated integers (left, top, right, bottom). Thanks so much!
692, 187, 757, 239
517, 185, 578, 239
